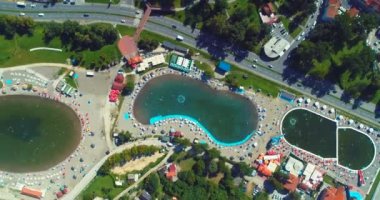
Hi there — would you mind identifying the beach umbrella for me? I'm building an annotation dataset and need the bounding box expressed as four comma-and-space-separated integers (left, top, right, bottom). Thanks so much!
369, 128, 374, 133
338, 115, 344, 120
348, 119, 354, 124
306, 98, 311, 104
160, 130, 165, 134
170, 128, 175, 133
322, 105, 327, 110
79, 158, 83, 162
298, 98, 303, 103
90, 144, 95, 148
314, 102, 320, 107
329, 108, 335, 113
359, 124, 364, 129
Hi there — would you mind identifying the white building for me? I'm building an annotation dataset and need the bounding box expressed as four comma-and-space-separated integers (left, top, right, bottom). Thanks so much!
263, 37, 291, 58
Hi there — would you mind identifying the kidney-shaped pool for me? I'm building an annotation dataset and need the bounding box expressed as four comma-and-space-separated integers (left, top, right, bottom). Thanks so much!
133, 74, 258, 145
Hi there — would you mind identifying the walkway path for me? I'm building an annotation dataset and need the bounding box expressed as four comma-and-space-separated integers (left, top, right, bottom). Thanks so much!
62, 138, 163, 200
113, 149, 174, 200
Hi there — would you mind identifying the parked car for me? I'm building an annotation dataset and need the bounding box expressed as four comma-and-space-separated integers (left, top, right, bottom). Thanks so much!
38, 13, 45, 17
120, 19, 126, 23
19, 12, 26, 16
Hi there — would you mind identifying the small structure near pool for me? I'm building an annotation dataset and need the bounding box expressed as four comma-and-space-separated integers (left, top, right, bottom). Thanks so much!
216, 61, 231, 75
169, 54, 194, 73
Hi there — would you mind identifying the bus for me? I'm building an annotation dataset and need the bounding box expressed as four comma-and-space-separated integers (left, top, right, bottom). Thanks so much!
16, 1, 26, 7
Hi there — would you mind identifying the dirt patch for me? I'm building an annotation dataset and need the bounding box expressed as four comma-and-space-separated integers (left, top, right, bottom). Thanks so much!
111, 152, 164, 175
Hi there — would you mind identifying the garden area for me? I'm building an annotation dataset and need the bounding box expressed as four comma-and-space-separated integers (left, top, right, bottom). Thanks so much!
137, 139, 252, 200
0, 15, 120, 69
81, 145, 165, 200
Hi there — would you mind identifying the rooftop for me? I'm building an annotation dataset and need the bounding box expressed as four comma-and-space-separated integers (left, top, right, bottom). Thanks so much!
263, 37, 290, 58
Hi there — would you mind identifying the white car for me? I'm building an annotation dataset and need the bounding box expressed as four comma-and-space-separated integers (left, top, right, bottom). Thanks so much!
120, 19, 126, 23
38, 13, 44, 17
19, 12, 26, 16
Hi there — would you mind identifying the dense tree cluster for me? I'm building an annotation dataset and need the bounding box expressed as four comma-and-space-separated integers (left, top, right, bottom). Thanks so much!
98, 145, 160, 175
183, 0, 269, 50
288, 13, 380, 99
43, 21, 118, 51
138, 39, 159, 52
278, 0, 316, 18
0, 15, 35, 39
143, 143, 251, 199
122, 75, 135, 95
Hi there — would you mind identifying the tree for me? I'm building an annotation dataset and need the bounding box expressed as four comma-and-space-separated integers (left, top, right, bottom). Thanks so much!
268, 177, 284, 192
193, 159, 206, 176
123, 75, 135, 95
214, 0, 228, 13
138, 39, 159, 52
208, 160, 218, 176
205, 148, 220, 161
255, 192, 269, 200
144, 173, 162, 197
289, 192, 302, 200
118, 131, 132, 144
172, 137, 191, 147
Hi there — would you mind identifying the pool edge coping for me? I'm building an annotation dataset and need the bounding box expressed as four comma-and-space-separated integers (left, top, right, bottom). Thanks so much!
149, 114, 255, 147
280, 107, 376, 171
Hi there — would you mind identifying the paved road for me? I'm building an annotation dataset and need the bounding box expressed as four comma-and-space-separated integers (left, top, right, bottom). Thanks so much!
0, 1, 379, 128
62, 138, 164, 200
113, 149, 174, 200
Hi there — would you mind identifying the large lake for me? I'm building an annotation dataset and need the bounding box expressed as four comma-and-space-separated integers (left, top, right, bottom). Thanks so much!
0, 95, 81, 172
133, 75, 258, 144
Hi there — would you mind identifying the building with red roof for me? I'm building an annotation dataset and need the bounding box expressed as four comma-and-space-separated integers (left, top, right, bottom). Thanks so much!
165, 163, 178, 182
365, 0, 380, 12
347, 7, 360, 17
112, 82, 124, 91
21, 187, 43, 199
319, 186, 346, 200
114, 74, 125, 83
322, 0, 342, 21
283, 174, 299, 192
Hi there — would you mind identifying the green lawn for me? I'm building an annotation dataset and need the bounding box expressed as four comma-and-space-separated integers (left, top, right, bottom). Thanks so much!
81, 175, 124, 200
323, 174, 335, 186
85, 0, 120, 4
0, 24, 120, 68
179, 158, 196, 171
365, 170, 380, 200
225, 65, 281, 97
64, 76, 78, 89
194, 60, 214, 72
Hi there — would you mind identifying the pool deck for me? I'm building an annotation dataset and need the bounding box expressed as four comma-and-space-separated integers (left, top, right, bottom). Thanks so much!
115, 67, 288, 169
0, 64, 113, 200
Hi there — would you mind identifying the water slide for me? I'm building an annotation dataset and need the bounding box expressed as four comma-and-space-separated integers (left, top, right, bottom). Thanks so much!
358, 170, 366, 186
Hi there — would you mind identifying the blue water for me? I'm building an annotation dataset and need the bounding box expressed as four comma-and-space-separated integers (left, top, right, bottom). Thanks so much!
150, 114, 254, 147
349, 191, 363, 200
5, 80, 12, 85
124, 113, 130, 120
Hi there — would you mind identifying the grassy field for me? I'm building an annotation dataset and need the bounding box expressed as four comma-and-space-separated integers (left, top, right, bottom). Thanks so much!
64, 76, 78, 89
366, 169, 380, 200
81, 175, 124, 200
0, 24, 120, 68
85, 0, 120, 4
179, 158, 196, 171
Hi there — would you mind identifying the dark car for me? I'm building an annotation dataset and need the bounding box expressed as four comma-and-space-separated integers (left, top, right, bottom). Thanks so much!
172, 24, 177, 29
83, 14, 89, 17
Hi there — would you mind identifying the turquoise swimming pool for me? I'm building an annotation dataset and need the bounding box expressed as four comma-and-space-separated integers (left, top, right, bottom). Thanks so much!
349, 190, 363, 200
